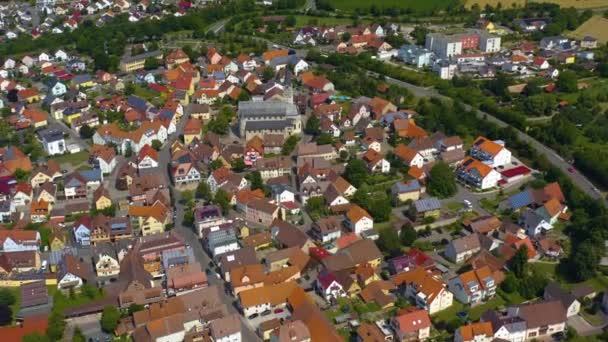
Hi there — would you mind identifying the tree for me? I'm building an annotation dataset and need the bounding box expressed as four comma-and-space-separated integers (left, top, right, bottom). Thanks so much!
410, 26, 429, 45
209, 159, 224, 171
144, 57, 159, 70
13, 169, 30, 183
556, 70, 578, 93
501, 273, 519, 293
341, 32, 351, 43
213, 189, 231, 215
377, 228, 401, 256
127, 303, 145, 315
316, 133, 333, 145
246, 171, 265, 192
101, 305, 120, 333
124, 144, 133, 158
339, 150, 349, 162
282, 135, 299, 155
510, 245, 528, 278
400, 225, 417, 247
568, 243, 600, 281
151, 139, 162, 151
79, 124, 95, 139
344, 159, 369, 187
0, 289, 16, 307
427, 162, 457, 198
285, 15, 296, 27
181, 190, 194, 205
231, 158, 246, 172
304, 116, 320, 135
262, 67, 275, 82
0, 304, 10, 326
196, 182, 211, 201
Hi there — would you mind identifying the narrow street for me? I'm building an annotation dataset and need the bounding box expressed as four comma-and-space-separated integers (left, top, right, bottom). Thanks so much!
157, 113, 261, 341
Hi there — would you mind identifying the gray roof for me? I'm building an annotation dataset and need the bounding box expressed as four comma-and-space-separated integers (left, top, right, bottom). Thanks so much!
245, 120, 290, 131
207, 229, 238, 248
414, 197, 441, 212
39, 128, 64, 142
238, 100, 298, 118
392, 179, 421, 194
450, 234, 481, 254
120, 50, 162, 63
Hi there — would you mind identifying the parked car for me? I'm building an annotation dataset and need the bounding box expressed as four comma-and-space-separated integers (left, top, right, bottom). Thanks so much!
567, 167, 575, 173
274, 308, 284, 314
248, 313, 259, 320
261, 309, 272, 316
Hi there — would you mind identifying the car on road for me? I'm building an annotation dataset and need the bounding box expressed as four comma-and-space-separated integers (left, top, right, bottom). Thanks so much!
567, 167, 575, 173
463, 200, 472, 208
248, 313, 259, 320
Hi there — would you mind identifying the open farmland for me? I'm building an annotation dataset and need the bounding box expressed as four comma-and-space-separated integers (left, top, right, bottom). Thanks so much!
328, 0, 459, 14
532, 0, 608, 9
569, 15, 608, 44
464, 0, 526, 9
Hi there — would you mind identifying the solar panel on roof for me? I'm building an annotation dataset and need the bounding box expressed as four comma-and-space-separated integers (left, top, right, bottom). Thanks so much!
474, 138, 485, 146
462, 159, 474, 167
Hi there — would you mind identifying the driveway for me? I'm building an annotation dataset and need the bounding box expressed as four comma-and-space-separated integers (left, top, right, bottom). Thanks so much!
567, 314, 607, 336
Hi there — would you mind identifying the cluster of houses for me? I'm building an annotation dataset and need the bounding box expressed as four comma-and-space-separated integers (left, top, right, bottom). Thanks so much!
1, 0, 210, 41
0, 16, 601, 340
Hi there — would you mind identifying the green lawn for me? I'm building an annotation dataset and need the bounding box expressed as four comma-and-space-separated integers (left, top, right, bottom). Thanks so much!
497, 288, 527, 305
294, 15, 359, 27
432, 296, 507, 324
328, 0, 459, 13
446, 202, 465, 211
50, 151, 90, 166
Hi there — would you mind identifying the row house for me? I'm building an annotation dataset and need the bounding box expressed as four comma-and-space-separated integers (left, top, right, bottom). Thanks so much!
449, 266, 496, 305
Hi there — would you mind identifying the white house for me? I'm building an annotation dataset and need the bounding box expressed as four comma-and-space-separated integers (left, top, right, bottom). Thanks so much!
40, 129, 66, 156
50, 81, 67, 96
0, 231, 40, 252
136, 145, 159, 169
73, 223, 91, 246
393, 268, 454, 315
456, 157, 502, 190
469, 136, 512, 167
55, 50, 69, 61
94, 252, 120, 277
449, 266, 496, 305
316, 271, 346, 303
293, 59, 309, 75
345, 205, 373, 236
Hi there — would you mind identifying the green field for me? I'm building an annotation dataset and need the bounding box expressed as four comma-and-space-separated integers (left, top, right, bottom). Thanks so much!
50, 151, 90, 166
328, 0, 459, 13
294, 15, 365, 27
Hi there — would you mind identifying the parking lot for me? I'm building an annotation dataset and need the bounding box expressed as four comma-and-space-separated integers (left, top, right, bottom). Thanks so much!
247, 307, 291, 330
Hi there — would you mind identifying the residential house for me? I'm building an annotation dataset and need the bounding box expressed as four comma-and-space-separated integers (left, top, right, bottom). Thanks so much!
137, 144, 159, 169
345, 204, 374, 236
394, 144, 424, 168
392, 268, 454, 314
246, 199, 282, 226
93, 243, 121, 277
391, 309, 431, 341
449, 266, 496, 305
128, 203, 169, 236
391, 179, 424, 203
445, 234, 481, 263
0, 230, 40, 252
456, 157, 502, 190
206, 228, 239, 258
311, 216, 343, 244
455, 322, 494, 342
469, 136, 512, 167
362, 149, 390, 173
73, 216, 92, 246
93, 185, 112, 210
57, 254, 90, 292
543, 282, 580, 317
316, 270, 346, 303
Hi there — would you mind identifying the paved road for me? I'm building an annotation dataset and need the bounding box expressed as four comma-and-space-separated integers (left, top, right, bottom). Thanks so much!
251, 33, 606, 207
369, 72, 607, 207
156, 114, 261, 341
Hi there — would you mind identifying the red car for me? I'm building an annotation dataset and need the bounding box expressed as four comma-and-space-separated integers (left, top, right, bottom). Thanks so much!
274, 308, 284, 314
567, 167, 575, 173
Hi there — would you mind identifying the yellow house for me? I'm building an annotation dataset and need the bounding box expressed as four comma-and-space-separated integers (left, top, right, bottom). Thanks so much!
94, 186, 112, 210
63, 110, 82, 125
49, 233, 66, 252
183, 118, 202, 145
128, 203, 169, 236
343, 278, 362, 298
564, 55, 575, 64
30, 172, 53, 188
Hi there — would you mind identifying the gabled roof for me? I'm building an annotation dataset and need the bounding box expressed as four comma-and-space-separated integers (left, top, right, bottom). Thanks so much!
393, 309, 431, 333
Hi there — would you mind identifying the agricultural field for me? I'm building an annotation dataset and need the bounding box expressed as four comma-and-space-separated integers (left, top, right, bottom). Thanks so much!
532, 0, 608, 9
328, 0, 459, 13
569, 15, 608, 44
464, 0, 526, 9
